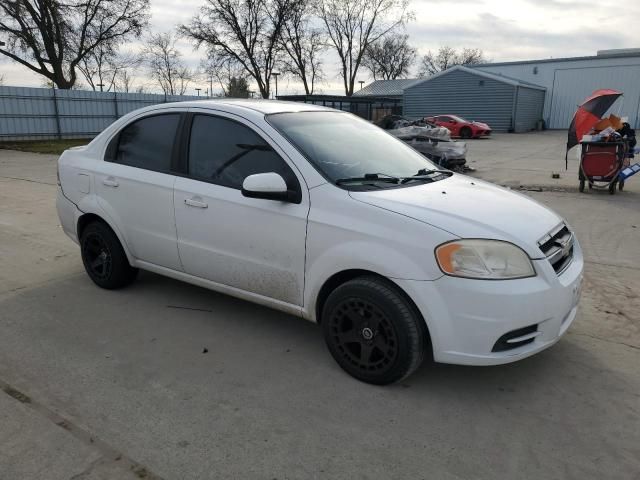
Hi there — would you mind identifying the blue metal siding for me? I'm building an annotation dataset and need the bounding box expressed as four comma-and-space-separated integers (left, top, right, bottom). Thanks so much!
475, 55, 640, 128
514, 87, 545, 132
403, 69, 516, 131
0, 86, 201, 140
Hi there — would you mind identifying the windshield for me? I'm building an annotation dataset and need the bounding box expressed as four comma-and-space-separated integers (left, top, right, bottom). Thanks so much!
450, 115, 468, 123
267, 111, 439, 185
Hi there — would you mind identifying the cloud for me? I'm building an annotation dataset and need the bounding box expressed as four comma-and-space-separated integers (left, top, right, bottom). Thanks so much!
3, 0, 640, 94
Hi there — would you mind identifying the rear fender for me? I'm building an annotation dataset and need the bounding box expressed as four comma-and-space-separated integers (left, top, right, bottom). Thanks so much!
76, 193, 136, 265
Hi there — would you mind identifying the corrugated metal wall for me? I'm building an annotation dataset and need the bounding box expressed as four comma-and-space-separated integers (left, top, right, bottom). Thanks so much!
0, 86, 202, 141
475, 56, 640, 129
403, 69, 517, 131
514, 87, 545, 132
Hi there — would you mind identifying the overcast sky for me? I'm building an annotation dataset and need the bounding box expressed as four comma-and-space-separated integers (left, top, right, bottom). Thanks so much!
1, 0, 639, 95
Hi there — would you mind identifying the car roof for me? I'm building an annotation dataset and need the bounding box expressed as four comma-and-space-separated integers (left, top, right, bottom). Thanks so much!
158, 98, 335, 115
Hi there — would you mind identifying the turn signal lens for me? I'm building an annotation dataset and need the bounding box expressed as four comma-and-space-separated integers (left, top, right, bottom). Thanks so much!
435, 240, 535, 280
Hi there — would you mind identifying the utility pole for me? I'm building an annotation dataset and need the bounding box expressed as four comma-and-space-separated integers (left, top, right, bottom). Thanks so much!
96, 83, 105, 92
359, 80, 365, 90
272, 72, 280, 99
195, 88, 201, 96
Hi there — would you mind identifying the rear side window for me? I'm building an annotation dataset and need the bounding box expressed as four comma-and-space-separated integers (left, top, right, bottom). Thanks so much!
187, 114, 298, 191
114, 114, 180, 172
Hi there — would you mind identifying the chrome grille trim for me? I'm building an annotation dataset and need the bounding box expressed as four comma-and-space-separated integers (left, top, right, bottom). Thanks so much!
538, 223, 574, 275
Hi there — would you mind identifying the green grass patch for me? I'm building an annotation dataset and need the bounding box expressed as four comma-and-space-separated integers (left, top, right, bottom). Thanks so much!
0, 138, 91, 155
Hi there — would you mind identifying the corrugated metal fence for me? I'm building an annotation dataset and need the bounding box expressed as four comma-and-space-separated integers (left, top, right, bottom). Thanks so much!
0, 86, 203, 141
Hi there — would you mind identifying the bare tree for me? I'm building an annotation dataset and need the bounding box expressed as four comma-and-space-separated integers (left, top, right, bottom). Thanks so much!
363, 34, 415, 80
115, 68, 134, 93
418, 46, 486, 77
179, 0, 292, 99
145, 32, 194, 95
78, 46, 142, 92
0, 0, 149, 89
317, 0, 411, 96
279, 0, 323, 94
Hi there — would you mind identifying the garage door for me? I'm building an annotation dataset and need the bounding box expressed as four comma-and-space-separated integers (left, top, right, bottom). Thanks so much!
548, 65, 640, 129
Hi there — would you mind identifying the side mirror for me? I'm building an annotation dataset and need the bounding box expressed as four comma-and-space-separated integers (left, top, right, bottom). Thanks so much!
241, 172, 295, 202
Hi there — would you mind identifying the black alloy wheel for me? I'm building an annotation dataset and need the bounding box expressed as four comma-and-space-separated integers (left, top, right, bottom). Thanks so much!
80, 221, 138, 289
328, 297, 400, 374
82, 232, 113, 281
322, 277, 427, 385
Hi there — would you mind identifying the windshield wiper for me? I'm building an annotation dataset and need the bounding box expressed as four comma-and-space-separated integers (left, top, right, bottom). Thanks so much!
400, 168, 453, 184
336, 173, 401, 186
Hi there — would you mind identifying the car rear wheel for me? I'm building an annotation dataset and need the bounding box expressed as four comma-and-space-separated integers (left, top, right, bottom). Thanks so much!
80, 221, 138, 289
460, 126, 472, 139
321, 276, 428, 385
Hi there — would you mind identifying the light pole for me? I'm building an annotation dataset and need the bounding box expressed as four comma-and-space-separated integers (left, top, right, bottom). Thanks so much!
272, 71, 280, 99
359, 80, 365, 90
96, 83, 105, 92
195, 87, 201, 97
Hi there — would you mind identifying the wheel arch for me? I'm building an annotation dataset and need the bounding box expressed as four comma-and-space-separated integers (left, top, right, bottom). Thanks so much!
314, 269, 432, 351
77, 212, 135, 265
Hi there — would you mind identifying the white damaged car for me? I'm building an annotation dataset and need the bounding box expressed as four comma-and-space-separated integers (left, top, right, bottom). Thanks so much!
56, 100, 583, 384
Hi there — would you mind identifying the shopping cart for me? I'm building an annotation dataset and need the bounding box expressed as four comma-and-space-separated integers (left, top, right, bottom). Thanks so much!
578, 140, 627, 194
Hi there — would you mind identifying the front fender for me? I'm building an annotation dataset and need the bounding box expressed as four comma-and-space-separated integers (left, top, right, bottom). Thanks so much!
303, 238, 446, 322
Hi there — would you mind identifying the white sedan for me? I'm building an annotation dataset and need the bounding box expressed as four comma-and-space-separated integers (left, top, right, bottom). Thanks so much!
56, 100, 583, 384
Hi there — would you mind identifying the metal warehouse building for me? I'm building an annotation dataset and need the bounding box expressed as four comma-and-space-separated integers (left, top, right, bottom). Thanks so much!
472, 49, 640, 129
401, 66, 546, 132
356, 49, 640, 131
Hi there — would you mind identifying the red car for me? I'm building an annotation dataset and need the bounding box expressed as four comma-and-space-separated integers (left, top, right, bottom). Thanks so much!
425, 115, 492, 139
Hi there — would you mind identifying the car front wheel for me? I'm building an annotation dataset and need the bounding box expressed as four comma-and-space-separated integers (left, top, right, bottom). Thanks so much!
460, 126, 473, 139
80, 221, 138, 289
322, 276, 428, 385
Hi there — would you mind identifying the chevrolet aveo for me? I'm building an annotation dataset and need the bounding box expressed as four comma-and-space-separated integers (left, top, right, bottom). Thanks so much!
56, 100, 583, 385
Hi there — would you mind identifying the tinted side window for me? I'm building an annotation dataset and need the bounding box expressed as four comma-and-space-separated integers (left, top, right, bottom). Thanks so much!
115, 114, 180, 171
188, 115, 297, 190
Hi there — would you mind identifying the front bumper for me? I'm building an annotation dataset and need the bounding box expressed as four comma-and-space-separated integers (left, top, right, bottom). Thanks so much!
395, 240, 584, 366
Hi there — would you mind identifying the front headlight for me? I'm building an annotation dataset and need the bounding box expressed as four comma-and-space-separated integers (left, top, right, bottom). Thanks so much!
435, 239, 535, 280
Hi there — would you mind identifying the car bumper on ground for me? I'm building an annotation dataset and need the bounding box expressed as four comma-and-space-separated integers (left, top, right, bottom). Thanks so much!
395, 240, 584, 366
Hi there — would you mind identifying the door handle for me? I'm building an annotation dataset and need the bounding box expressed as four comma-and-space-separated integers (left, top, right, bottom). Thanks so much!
102, 177, 119, 188
184, 197, 208, 208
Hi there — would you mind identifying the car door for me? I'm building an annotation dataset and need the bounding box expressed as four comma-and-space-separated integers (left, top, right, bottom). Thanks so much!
438, 116, 459, 136
173, 111, 309, 306
94, 112, 183, 271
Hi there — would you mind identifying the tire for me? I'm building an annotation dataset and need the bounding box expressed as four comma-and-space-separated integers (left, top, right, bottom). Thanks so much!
80, 221, 138, 289
321, 276, 428, 385
460, 127, 472, 139
579, 179, 585, 192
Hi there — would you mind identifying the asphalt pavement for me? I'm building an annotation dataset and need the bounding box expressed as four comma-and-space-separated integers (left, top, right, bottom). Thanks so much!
1, 131, 639, 479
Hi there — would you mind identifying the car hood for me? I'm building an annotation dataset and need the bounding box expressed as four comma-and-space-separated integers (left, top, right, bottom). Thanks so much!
348, 175, 562, 259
